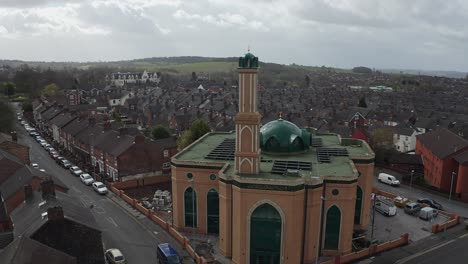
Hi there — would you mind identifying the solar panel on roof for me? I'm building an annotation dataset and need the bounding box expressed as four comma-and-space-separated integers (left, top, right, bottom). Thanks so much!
317, 147, 349, 163
311, 138, 323, 147
205, 138, 235, 160
271, 160, 312, 175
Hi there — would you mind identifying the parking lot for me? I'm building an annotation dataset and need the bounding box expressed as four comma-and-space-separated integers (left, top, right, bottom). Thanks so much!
371, 199, 450, 243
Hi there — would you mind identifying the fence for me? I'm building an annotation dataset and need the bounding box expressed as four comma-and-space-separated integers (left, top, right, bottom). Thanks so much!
111, 175, 171, 190
110, 183, 209, 264
321, 234, 409, 264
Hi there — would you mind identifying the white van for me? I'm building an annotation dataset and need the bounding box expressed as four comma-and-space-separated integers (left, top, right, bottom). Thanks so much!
374, 198, 397, 216
419, 207, 438, 221
378, 173, 400, 186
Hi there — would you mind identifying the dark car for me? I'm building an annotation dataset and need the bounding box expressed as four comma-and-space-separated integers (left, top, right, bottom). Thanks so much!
404, 202, 422, 216
417, 198, 443, 210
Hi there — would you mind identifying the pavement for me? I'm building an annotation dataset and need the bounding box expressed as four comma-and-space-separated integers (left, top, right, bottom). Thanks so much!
357, 223, 468, 264
16, 118, 193, 263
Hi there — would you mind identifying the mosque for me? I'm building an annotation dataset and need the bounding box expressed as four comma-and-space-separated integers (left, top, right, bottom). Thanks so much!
171, 52, 375, 264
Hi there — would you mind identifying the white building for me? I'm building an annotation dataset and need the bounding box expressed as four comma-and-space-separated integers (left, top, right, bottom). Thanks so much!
107, 71, 159, 87
393, 124, 423, 153
109, 92, 134, 107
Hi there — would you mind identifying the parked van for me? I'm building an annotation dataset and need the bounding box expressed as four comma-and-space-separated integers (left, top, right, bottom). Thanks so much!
419, 207, 438, 221
157, 243, 182, 264
374, 199, 397, 216
378, 173, 400, 186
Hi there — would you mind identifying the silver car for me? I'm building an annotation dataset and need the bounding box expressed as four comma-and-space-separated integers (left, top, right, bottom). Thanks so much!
92, 182, 108, 195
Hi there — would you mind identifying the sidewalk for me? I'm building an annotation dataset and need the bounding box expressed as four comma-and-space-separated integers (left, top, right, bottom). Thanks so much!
359, 223, 468, 263
108, 192, 195, 263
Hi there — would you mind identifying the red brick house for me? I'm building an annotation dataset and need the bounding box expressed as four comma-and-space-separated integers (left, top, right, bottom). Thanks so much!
0, 133, 30, 165
0, 149, 68, 214
416, 129, 468, 199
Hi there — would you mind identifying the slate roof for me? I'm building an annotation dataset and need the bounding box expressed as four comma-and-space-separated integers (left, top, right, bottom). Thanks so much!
394, 124, 416, 136
0, 236, 77, 264
416, 128, 468, 159
388, 153, 423, 165
41, 107, 63, 121
93, 130, 135, 157
454, 150, 468, 165
49, 113, 77, 128
61, 118, 88, 136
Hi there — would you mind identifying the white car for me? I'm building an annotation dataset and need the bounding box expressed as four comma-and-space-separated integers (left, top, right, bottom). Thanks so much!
92, 182, 108, 194
31, 163, 39, 169
105, 248, 126, 264
39, 169, 46, 173
69, 166, 82, 176
80, 173, 95, 185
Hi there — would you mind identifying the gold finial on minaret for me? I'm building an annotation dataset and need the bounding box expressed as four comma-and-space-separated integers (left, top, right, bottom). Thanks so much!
248, 44, 250, 53
278, 111, 283, 119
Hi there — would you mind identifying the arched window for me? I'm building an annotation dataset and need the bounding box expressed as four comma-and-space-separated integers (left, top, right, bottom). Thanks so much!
250, 203, 281, 264
207, 189, 219, 234
324, 205, 341, 250
265, 137, 280, 152
354, 186, 363, 224
184, 187, 197, 228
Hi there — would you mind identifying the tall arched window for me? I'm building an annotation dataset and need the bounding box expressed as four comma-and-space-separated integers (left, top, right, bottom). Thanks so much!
324, 205, 341, 250
184, 187, 197, 228
207, 189, 219, 234
354, 186, 363, 224
250, 203, 281, 264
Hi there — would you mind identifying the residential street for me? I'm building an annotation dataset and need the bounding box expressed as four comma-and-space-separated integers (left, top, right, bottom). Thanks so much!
16, 121, 190, 264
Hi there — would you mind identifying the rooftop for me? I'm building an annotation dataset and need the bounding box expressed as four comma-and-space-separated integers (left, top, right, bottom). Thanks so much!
173, 130, 373, 180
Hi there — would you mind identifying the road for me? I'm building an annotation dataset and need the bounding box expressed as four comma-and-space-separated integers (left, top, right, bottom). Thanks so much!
394, 233, 468, 264
374, 176, 468, 218
16, 118, 189, 263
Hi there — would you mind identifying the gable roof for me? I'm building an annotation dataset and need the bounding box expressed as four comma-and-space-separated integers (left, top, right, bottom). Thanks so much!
0, 236, 77, 264
454, 150, 468, 165
416, 128, 468, 159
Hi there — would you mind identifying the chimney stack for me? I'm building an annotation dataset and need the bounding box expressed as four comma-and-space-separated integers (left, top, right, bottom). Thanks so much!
47, 206, 64, 221
24, 184, 33, 201
40, 178, 56, 199
10, 131, 17, 142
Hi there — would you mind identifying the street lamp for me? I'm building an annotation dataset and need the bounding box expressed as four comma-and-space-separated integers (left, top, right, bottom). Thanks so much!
449, 172, 456, 201
410, 169, 415, 189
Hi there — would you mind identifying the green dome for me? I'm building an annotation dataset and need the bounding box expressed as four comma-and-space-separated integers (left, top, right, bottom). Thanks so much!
260, 119, 311, 153
238, 52, 259, 68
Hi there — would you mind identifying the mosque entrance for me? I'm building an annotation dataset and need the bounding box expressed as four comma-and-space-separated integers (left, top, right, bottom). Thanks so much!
250, 203, 281, 264
207, 189, 219, 234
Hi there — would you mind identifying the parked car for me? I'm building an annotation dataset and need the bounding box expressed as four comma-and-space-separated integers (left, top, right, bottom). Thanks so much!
393, 196, 410, 208
417, 198, 443, 210
157, 243, 182, 264
404, 202, 422, 216
31, 163, 39, 169
51, 153, 60, 159
69, 166, 83, 176
17, 116, 22, 121
378, 173, 400, 186
374, 199, 397, 216
47, 147, 56, 153
44, 144, 51, 149
419, 207, 438, 221
39, 169, 46, 173
30, 131, 39, 137
35, 136, 43, 142
56, 156, 65, 163
92, 182, 108, 194
61, 159, 72, 169
104, 248, 126, 264
80, 173, 95, 185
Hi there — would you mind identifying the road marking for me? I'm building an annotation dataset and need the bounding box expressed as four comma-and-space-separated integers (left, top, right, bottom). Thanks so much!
459, 233, 468, 239
72, 186, 82, 193
107, 217, 118, 227
395, 239, 456, 264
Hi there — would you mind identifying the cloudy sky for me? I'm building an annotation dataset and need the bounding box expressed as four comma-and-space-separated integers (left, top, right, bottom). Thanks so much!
0, 0, 467, 71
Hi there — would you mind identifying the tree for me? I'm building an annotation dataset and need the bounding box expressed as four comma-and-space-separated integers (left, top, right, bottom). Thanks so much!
304, 75, 311, 88
358, 97, 367, 108
41, 83, 59, 96
190, 119, 211, 142
0, 101, 14, 133
3, 82, 15, 98
22, 102, 33, 112
177, 130, 193, 150
191, 72, 197, 81
370, 128, 393, 150
152, 125, 171, 140
352, 66, 372, 74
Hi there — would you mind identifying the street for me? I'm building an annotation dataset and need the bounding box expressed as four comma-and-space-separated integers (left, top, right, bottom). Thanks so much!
16, 120, 189, 263
395, 233, 468, 264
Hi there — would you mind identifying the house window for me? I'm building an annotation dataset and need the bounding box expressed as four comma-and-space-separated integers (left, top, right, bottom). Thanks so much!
163, 150, 169, 158
163, 162, 170, 169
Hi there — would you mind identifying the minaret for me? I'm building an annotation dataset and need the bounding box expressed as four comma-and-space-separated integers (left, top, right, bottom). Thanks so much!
235, 52, 261, 175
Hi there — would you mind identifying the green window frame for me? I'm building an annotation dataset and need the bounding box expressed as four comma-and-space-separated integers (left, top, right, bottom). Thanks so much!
354, 186, 363, 224
250, 203, 281, 264
324, 205, 341, 250
207, 189, 219, 234
184, 187, 197, 228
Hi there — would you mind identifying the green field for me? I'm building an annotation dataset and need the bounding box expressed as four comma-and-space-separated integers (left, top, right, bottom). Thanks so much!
131, 61, 237, 73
